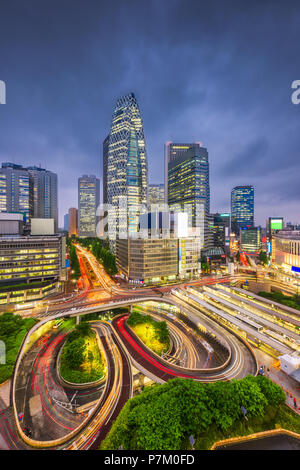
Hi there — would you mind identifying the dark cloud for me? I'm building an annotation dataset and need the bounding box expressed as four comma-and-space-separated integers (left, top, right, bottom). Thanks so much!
0, 0, 300, 226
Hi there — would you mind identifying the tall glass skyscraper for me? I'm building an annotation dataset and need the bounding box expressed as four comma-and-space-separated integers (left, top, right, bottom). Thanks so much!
0, 163, 34, 223
106, 93, 148, 248
0, 163, 58, 230
78, 175, 100, 237
165, 142, 210, 248
231, 185, 254, 235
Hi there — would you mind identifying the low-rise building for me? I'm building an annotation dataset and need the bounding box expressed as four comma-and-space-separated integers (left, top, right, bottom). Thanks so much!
272, 231, 300, 275
0, 234, 67, 305
116, 235, 200, 285
117, 237, 178, 285
240, 226, 261, 254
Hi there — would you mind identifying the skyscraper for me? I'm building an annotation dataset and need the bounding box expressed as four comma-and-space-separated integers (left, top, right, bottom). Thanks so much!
68, 207, 78, 236
149, 183, 165, 208
106, 93, 148, 248
0, 163, 34, 223
78, 175, 100, 238
102, 135, 109, 204
166, 142, 210, 248
211, 213, 231, 255
0, 163, 58, 230
27, 166, 58, 232
231, 185, 254, 235
63, 213, 69, 232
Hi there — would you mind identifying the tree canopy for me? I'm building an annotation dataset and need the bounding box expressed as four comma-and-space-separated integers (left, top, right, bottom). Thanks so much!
101, 376, 286, 450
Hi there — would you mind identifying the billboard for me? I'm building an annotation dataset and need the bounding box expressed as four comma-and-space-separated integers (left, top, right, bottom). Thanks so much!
270, 218, 283, 230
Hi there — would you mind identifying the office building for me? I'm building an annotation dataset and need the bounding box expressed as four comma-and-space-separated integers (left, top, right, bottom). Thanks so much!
64, 213, 69, 232
231, 185, 254, 235
103, 135, 109, 204
149, 184, 165, 208
211, 213, 231, 255
116, 238, 178, 285
240, 226, 261, 254
78, 175, 100, 238
106, 93, 148, 248
0, 163, 58, 230
166, 142, 210, 247
68, 207, 78, 236
272, 231, 300, 275
27, 166, 58, 232
117, 237, 201, 285
0, 234, 66, 305
0, 163, 34, 223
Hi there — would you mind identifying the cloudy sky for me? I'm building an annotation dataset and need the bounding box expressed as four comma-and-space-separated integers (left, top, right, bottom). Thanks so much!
0, 0, 299, 227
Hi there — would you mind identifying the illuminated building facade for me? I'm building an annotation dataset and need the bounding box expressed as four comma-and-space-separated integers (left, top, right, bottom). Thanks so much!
68, 207, 78, 236
211, 213, 231, 255
0, 163, 58, 231
240, 226, 261, 254
106, 93, 148, 248
166, 143, 210, 248
231, 185, 254, 235
117, 234, 201, 284
0, 234, 66, 304
78, 175, 100, 238
116, 237, 178, 285
0, 163, 34, 223
102, 134, 109, 204
272, 231, 300, 275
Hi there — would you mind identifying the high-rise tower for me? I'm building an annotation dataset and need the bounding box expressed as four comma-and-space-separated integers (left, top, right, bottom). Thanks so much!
165, 142, 210, 249
231, 185, 254, 235
27, 166, 58, 232
0, 163, 34, 223
106, 93, 148, 249
78, 175, 100, 238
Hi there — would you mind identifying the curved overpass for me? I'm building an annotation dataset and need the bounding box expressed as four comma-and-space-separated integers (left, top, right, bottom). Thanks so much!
12, 322, 132, 450
11, 292, 257, 449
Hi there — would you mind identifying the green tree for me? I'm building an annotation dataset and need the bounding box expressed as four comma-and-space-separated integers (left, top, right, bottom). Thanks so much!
258, 250, 268, 266
63, 337, 85, 370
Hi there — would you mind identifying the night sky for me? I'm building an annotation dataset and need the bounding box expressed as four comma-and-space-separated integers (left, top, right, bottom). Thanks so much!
0, 0, 300, 227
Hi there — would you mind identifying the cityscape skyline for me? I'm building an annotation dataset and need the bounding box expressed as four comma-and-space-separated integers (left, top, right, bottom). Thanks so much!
1, 2, 300, 454
0, 1, 300, 228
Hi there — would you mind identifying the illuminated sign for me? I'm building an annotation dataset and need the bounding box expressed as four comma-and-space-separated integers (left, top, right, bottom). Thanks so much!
270, 218, 283, 230
291, 266, 300, 273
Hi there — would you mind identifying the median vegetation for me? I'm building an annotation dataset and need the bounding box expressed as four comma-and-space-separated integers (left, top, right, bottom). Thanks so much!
74, 237, 117, 276
127, 310, 170, 356
0, 312, 37, 383
69, 244, 81, 280
59, 322, 105, 384
99, 376, 299, 450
